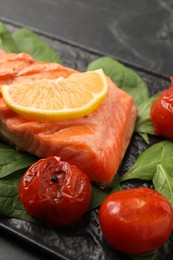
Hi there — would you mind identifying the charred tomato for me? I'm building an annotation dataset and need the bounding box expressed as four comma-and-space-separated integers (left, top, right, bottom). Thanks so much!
98, 187, 173, 255
18, 156, 91, 227
151, 81, 173, 139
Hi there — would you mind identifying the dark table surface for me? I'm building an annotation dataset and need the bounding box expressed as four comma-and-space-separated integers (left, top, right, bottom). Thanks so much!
0, 0, 173, 259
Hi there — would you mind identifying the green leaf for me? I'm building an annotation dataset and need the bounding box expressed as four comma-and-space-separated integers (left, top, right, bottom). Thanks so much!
135, 93, 160, 137
0, 141, 37, 178
130, 250, 158, 260
13, 28, 61, 63
120, 141, 173, 182
111, 177, 122, 193
87, 56, 149, 107
0, 22, 19, 53
0, 170, 36, 222
89, 178, 122, 210
89, 185, 110, 210
153, 164, 173, 205
138, 133, 150, 144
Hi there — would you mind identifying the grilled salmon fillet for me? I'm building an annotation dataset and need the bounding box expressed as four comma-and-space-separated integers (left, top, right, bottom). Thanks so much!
0, 50, 34, 85
0, 51, 137, 185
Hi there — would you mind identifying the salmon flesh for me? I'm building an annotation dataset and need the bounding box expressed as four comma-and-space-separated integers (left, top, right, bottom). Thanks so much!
0, 51, 137, 186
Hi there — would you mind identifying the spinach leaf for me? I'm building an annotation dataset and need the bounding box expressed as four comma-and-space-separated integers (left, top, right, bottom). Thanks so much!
120, 141, 173, 182
111, 177, 122, 193
135, 93, 159, 137
13, 28, 61, 63
87, 56, 149, 107
89, 185, 110, 210
0, 141, 37, 178
153, 164, 173, 205
0, 22, 19, 53
89, 178, 122, 210
138, 133, 150, 144
0, 170, 36, 222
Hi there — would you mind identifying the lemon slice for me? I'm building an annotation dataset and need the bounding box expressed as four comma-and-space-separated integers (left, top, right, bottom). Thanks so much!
1, 69, 108, 121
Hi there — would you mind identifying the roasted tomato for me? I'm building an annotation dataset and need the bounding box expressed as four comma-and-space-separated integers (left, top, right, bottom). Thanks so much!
98, 187, 173, 255
18, 156, 91, 227
151, 83, 173, 139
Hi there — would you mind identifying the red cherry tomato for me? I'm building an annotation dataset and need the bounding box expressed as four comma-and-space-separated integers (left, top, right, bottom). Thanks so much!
18, 156, 91, 227
151, 84, 173, 139
98, 187, 173, 255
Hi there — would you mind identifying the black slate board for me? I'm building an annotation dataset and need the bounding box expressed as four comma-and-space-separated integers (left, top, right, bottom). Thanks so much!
0, 17, 173, 260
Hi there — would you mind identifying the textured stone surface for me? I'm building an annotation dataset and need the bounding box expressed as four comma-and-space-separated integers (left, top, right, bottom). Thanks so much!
0, 1, 173, 259
1, 0, 173, 75
0, 20, 172, 260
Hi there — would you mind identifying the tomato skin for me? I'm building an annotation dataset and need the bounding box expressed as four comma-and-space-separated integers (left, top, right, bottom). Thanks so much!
151, 86, 173, 139
98, 187, 173, 255
18, 156, 91, 227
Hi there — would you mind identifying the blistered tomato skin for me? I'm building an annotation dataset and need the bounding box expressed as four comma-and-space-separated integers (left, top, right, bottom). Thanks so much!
98, 187, 173, 255
151, 86, 173, 139
18, 156, 91, 227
